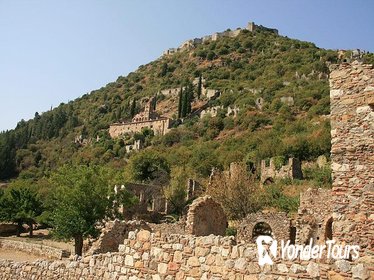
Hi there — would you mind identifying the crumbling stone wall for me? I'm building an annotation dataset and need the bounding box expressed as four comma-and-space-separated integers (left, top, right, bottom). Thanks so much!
295, 188, 333, 245
88, 220, 151, 255
260, 157, 303, 184
122, 183, 167, 220
208, 162, 249, 190
185, 196, 227, 236
0, 239, 70, 260
0, 223, 18, 236
237, 212, 290, 242
330, 61, 374, 254
109, 118, 170, 138
1, 230, 372, 279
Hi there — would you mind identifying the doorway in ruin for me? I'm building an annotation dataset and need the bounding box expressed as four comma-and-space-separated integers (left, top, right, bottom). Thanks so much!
325, 217, 333, 241
252, 222, 272, 240
290, 226, 296, 244
263, 177, 274, 185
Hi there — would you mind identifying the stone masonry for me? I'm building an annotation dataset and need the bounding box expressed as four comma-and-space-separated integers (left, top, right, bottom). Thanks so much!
109, 98, 171, 138
237, 212, 290, 243
329, 61, 374, 254
185, 196, 227, 236
295, 188, 333, 245
260, 157, 303, 184
0, 230, 372, 279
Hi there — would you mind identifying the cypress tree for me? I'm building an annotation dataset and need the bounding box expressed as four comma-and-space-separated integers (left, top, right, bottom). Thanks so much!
186, 82, 194, 115
197, 75, 202, 99
181, 90, 188, 118
130, 99, 136, 118
178, 87, 183, 118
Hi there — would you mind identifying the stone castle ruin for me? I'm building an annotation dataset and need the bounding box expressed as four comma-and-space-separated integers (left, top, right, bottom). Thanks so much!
163, 21, 278, 56
1, 62, 373, 279
109, 97, 171, 138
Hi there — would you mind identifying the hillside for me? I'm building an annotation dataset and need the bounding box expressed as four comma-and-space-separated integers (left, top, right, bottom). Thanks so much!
0, 23, 373, 189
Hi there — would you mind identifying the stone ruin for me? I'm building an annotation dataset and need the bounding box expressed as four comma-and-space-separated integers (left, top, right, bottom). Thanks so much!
330, 61, 374, 254
121, 183, 168, 220
295, 188, 333, 245
88, 220, 151, 255
162, 21, 278, 57
208, 162, 250, 191
237, 212, 290, 243
185, 195, 227, 236
109, 97, 171, 138
260, 157, 303, 184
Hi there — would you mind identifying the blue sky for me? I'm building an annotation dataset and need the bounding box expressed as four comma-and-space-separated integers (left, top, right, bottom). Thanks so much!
0, 0, 373, 131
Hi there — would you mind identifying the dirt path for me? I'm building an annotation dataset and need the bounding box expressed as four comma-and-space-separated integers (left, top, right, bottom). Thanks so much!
0, 248, 43, 262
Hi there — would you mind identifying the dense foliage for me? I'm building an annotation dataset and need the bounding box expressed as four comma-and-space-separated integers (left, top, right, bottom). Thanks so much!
0, 28, 371, 221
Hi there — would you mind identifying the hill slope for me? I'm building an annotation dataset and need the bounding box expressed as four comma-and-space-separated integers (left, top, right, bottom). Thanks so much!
0, 25, 373, 184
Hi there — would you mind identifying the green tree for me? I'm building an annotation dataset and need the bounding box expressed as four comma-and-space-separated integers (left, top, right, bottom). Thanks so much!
50, 165, 133, 256
0, 184, 43, 237
127, 151, 170, 183
197, 75, 202, 99
130, 99, 136, 118
164, 166, 195, 215
178, 87, 183, 118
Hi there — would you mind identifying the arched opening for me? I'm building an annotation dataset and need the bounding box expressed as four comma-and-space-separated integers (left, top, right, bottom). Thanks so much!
147, 198, 154, 212
290, 226, 296, 245
264, 177, 274, 185
325, 217, 333, 241
252, 222, 272, 240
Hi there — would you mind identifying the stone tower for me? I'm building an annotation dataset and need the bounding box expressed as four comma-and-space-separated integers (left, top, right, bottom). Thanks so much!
329, 61, 374, 254
143, 97, 155, 121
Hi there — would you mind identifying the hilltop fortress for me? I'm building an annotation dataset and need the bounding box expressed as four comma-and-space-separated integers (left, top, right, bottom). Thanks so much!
163, 21, 278, 56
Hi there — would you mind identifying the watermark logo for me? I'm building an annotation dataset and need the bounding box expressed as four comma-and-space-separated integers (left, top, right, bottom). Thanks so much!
256, 235, 360, 266
256, 235, 277, 265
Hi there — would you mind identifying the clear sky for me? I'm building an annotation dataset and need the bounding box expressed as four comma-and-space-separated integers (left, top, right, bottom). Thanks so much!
0, 0, 373, 131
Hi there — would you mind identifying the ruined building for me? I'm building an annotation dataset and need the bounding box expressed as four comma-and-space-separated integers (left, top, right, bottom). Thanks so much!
295, 188, 333, 245
260, 157, 303, 184
163, 21, 278, 56
109, 97, 171, 138
330, 61, 374, 254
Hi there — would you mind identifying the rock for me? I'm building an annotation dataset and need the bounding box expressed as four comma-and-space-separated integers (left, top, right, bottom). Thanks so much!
335, 260, 351, 273
157, 263, 168, 275
234, 258, 247, 271
352, 263, 370, 279
306, 262, 320, 278
290, 264, 306, 274
277, 263, 288, 273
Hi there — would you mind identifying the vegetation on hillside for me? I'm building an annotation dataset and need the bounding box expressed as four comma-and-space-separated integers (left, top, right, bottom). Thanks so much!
0, 27, 372, 229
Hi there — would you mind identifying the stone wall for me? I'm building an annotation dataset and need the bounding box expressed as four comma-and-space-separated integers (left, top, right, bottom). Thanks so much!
0, 239, 70, 260
185, 196, 227, 236
0, 224, 18, 236
237, 212, 290, 243
0, 230, 372, 279
329, 61, 374, 254
295, 188, 333, 245
122, 183, 167, 220
109, 118, 170, 138
88, 220, 151, 255
260, 158, 303, 184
